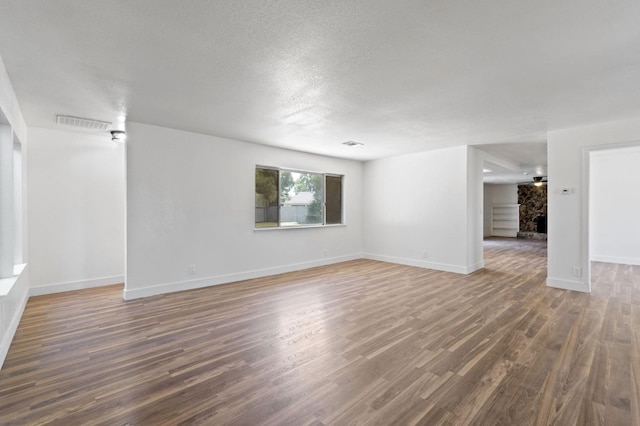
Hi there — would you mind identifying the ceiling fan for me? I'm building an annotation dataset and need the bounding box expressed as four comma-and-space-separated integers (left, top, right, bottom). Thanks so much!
518, 176, 548, 186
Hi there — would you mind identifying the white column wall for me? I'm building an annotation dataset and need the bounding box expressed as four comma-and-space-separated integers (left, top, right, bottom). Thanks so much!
466, 146, 484, 271
547, 117, 640, 292
363, 145, 481, 274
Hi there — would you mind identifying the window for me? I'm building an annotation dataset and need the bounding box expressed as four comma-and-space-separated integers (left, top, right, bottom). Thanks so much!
255, 167, 279, 228
325, 175, 342, 225
255, 166, 343, 228
0, 121, 24, 278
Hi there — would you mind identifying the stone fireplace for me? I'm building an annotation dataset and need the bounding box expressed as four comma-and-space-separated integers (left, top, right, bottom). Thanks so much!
517, 184, 547, 240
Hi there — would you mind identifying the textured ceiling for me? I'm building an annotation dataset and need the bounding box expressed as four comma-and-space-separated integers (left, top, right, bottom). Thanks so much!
0, 1, 639, 160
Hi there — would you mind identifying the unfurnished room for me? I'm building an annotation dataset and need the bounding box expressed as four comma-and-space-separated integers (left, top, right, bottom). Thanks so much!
1, 1, 639, 424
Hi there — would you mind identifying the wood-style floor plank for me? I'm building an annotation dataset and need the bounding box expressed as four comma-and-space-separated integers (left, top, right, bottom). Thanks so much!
1, 238, 639, 425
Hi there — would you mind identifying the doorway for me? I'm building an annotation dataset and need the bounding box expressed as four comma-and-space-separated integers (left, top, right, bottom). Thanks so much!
587, 144, 640, 290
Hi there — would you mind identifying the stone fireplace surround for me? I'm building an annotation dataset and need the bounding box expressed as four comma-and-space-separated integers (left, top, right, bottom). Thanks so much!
517, 184, 547, 240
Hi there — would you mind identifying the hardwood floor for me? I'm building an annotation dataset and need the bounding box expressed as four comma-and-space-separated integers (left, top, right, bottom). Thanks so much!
1, 239, 638, 425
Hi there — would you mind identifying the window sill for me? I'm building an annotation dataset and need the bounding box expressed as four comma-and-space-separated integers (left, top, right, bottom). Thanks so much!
254, 224, 346, 231
0, 263, 27, 297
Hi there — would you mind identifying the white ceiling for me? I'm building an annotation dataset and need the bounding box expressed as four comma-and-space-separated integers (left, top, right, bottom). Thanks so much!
478, 142, 547, 184
1, 1, 639, 161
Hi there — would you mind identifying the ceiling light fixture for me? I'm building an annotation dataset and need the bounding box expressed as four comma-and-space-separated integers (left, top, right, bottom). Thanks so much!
110, 130, 126, 142
533, 176, 545, 187
342, 140, 364, 147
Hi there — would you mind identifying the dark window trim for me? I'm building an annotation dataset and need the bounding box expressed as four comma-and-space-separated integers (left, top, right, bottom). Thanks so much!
255, 165, 344, 230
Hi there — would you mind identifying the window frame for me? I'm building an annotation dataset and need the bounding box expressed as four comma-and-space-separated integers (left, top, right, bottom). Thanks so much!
254, 165, 344, 230
0, 122, 26, 280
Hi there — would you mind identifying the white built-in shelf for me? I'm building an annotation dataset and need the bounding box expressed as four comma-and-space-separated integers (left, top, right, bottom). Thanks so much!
491, 204, 520, 237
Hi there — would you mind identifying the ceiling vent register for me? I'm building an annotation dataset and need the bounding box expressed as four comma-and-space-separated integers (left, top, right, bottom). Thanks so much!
55, 114, 112, 130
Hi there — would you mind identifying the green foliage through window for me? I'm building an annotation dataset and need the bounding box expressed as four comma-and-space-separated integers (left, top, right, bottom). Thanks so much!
255, 167, 343, 228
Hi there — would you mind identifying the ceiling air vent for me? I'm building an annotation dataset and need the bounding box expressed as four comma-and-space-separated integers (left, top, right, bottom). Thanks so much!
342, 140, 364, 147
56, 115, 112, 130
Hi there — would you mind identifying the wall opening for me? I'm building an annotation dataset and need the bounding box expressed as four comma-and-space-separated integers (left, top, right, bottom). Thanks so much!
587, 142, 640, 291
13, 137, 23, 265
0, 120, 13, 278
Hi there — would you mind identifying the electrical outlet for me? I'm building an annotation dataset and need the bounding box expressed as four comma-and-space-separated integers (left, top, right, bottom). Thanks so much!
323, 249, 329, 257
189, 264, 196, 275
571, 266, 582, 277
422, 250, 428, 259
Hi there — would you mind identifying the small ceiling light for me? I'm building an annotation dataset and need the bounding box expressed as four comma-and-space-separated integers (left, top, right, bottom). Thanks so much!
342, 140, 364, 147
110, 130, 126, 142
533, 176, 545, 187
483, 168, 492, 173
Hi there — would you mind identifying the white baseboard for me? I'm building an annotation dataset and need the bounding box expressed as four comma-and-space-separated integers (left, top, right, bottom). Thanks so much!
30, 275, 124, 296
0, 285, 29, 370
123, 254, 364, 300
590, 255, 640, 266
465, 261, 485, 274
363, 253, 481, 275
546, 277, 589, 293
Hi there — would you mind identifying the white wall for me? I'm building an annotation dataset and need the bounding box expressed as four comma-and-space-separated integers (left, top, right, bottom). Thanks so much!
362, 145, 483, 274
589, 146, 640, 265
0, 57, 26, 144
466, 147, 484, 271
0, 266, 27, 370
483, 184, 518, 237
548, 117, 640, 292
0, 54, 28, 370
125, 122, 364, 299
27, 127, 125, 295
